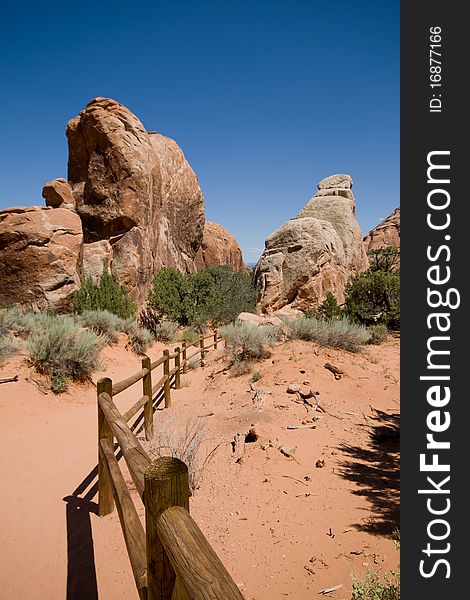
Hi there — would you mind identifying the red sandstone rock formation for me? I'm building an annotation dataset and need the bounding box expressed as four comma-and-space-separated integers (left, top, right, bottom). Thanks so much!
195, 221, 246, 271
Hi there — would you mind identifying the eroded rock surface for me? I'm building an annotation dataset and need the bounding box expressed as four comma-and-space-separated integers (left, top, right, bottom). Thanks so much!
0, 206, 82, 311
195, 221, 246, 271
255, 174, 368, 314
363, 207, 400, 252
66, 97, 205, 302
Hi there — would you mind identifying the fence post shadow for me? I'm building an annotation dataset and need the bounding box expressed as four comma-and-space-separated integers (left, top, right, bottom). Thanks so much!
63, 493, 99, 600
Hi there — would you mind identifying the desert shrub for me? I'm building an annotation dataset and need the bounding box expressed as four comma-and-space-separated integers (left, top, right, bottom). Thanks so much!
120, 318, 154, 354
367, 324, 389, 345
25, 314, 104, 391
73, 267, 136, 319
182, 328, 200, 345
221, 323, 278, 374
344, 269, 400, 330
0, 306, 27, 336
351, 567, 400, 600
143, 416, 219, 493
194, 266, 256, 326
79, 310, 125, 343
286, 316, 371, 352
152, 321, 179, 342
148, 266, 256, 327
148, 268, 194, 325
0, 333, 20, 365
368, 247, 400, 273
250, 371, 262, 382
305, 292, 343, 320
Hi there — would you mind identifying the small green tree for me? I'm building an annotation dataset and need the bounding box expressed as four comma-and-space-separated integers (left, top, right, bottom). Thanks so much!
344, 270, 400, 330
368, 247, 400, 273
147, 268, 194, 325
147, 266, 256, 327
73, 266, 136, 319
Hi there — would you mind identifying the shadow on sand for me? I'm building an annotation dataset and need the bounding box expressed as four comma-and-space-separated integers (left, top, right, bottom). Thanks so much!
337, 409, 400, 536
62, 392, 163, 599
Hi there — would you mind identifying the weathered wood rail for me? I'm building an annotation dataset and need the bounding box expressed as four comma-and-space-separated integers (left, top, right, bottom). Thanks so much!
96, 331, 245, 599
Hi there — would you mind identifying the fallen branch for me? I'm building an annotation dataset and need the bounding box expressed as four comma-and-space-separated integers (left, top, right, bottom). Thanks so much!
324, 363, 343, 380
0, 375, 18, 384
287, 425, 316, 430
319, 583, 343, 595
282, 475, 309, 486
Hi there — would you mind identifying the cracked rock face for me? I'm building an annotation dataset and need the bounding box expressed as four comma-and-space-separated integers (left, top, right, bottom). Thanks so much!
0, 206, 82, 311
66, 97, 205, 303
255, 174, 368, 314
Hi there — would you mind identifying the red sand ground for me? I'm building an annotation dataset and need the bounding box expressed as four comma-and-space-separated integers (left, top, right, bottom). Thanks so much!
0, 335, 399, 599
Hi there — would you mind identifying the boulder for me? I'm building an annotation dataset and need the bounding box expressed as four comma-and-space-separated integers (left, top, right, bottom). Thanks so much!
236, 312, 286, 332
255, 174, 368, 314
42, 178, 76, 209
66, 97, 205, 303
363, 207, 400, 252
0, 206, 82, 311
195, 221, 246, 271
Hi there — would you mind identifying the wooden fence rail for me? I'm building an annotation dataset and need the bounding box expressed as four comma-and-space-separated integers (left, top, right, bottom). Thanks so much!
96, 331, 245, 599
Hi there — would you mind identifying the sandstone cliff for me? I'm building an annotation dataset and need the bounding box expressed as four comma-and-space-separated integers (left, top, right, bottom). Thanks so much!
255, 174, 368, 314
0, 98, 246, 311
195, 221, 246, 271
363, 207, 400, 252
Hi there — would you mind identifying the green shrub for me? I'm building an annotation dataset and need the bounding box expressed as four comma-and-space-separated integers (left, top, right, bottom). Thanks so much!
305, 292, 343, 320
194, 266, 256, 326
286, 316, 371, 352
79, 310, 125, 343
351, 567, 400, 600
182, 329, 200, 345
25, 314, 104, 392
73, 267, 136, 319
0, 333, 20, 365
344, 270, 400, 330
367, 324, 389, 345
147, 268, 194, 326
368, 247, 400, 273
148, 266, 256, 327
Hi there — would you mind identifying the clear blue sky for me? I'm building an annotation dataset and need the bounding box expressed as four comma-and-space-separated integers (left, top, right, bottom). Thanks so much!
0, 0, 399, 264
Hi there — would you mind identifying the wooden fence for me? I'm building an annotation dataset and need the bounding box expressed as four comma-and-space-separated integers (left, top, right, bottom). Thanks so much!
96, 331, 245, 599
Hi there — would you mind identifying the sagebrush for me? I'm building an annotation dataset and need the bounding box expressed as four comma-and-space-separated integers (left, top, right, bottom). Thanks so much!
351, 568, 400, 600
221, 323, 280, 374
25, 313, 105, 392
285, 316, 371, 352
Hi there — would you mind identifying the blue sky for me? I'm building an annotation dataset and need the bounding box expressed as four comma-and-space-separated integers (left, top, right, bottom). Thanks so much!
0, 0, 399, 263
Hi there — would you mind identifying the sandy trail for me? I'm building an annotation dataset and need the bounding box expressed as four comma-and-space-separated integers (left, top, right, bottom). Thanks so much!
0, 336, 399, 599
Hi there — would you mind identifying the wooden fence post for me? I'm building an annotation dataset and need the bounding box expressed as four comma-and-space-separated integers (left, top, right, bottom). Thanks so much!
174, 347, 181, 390
97, 377, 115, 516
163, 349, 171, 408
145, 457, 190, 600
182, 342, 187, 374
142, 356, 154, 441
199, 335, 205, 366
214, 330, 218, 349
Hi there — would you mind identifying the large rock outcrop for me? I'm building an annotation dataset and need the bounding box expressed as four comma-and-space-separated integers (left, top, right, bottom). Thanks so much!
255, 174, 368, 314
66, 97, 205, 303
0, 206, 82, 311
195, 221, 246, 271
363, 207, 400, 252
